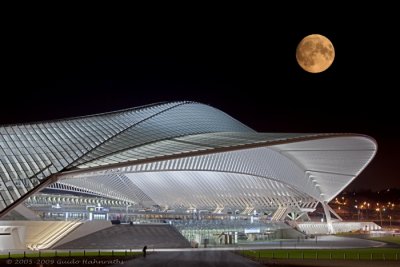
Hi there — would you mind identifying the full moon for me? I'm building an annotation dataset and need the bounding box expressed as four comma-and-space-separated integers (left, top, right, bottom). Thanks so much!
296, 34, 335, 73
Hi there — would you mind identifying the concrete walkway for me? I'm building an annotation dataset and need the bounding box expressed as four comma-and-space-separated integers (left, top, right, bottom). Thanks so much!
258, 259, 400, 267
235, 235, 388, 249
111, 250, 400, 267
107, 235, 397, 267
111, 251, 263, 267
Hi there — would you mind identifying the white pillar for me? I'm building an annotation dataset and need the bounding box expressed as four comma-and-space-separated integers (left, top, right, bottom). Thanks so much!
322, 202, 334, 234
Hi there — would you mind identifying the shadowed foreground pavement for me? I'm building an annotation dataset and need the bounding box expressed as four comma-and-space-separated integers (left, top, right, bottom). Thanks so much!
259, 259, 400, 267
109, 250, 400, 267
110, 251, 263, 267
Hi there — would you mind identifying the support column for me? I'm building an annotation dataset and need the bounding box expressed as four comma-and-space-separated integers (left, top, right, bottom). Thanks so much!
322, 202, 334, 234
328, 205, 342, 221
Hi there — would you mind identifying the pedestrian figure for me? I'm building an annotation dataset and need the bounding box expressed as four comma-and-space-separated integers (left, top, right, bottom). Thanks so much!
142, 245, 147, 258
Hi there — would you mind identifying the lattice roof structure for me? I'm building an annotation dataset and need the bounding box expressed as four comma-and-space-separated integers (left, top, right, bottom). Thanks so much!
0, 101, 377, 217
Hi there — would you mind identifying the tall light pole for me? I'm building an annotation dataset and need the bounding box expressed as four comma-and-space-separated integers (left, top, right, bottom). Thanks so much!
376, 208, 382, 227
355, 205, 360, 221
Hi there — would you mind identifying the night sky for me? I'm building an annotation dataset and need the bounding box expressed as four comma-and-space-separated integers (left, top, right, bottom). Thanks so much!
1, 6, 399, 190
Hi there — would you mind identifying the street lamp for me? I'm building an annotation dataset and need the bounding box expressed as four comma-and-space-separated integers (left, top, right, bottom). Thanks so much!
355, 205, 360, 221
376, 208, 383, 227
389, 215, 392, 228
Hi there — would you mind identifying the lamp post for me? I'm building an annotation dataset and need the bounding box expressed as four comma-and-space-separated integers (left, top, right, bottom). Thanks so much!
355, 205, 360, 221
376, 208, 382, 227
389, 215, 392, 228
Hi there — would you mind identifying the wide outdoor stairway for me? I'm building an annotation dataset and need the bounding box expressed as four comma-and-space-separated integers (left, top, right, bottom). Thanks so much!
26, 220, 83, 250
297, 221, 381, 235
55, 224, 191, 249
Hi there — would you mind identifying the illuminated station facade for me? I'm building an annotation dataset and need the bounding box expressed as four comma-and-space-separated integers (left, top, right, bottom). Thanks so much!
0, 101, 378, 249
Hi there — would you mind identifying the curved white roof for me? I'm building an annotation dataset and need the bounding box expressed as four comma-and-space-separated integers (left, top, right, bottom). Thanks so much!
0, 101, 376, 215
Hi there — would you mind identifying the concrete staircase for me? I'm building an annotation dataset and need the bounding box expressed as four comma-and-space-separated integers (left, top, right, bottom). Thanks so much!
55, 224, 191, 249
53, 220, 112, 248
